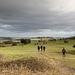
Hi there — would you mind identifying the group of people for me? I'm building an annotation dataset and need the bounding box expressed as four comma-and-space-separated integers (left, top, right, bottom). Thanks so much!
37, 45, 66, 57
37, 46, 46, 52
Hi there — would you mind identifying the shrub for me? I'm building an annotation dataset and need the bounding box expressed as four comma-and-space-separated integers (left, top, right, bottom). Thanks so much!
64, 41, 68, 43
21, 39, 31, 44
73, 44, 75, 48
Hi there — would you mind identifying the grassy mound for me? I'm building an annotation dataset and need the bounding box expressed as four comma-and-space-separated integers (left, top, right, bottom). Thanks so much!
0, 57, 53, 74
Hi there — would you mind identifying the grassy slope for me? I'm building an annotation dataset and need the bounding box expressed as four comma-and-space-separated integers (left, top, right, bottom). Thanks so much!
0, 39, 75, 69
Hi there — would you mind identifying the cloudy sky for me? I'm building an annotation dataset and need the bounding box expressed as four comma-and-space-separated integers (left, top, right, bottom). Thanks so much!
0, 0, 75, 37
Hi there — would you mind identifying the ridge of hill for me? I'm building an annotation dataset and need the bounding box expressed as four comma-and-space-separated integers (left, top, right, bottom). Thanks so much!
66, 36, 75, 39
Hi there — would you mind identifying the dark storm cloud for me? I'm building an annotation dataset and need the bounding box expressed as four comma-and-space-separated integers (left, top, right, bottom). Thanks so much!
0, 0, 75, 34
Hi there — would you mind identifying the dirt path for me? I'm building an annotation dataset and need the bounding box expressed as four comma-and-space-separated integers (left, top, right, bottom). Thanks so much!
40, 53, 75, 75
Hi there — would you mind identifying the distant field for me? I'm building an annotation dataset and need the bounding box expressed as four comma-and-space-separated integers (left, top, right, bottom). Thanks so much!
31, 38, 41, 43
0, 39, 75, 75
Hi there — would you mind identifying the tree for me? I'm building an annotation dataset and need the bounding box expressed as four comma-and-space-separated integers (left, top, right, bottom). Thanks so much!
21, 39, 31, 44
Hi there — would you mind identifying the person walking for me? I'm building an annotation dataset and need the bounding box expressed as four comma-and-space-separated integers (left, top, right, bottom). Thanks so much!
41, 45, 43, 52
43, 46, 46, 52
37, 46, 40, 52
62, 47, 66, 57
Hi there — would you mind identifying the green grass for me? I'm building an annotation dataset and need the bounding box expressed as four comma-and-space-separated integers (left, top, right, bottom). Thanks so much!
0, 39, 75, 69
0, 39, 75, 75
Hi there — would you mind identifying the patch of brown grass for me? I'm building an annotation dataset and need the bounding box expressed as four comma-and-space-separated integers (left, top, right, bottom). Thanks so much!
0, 57, 54, 75
0, 54, 5, 58
0, 57, 74, 75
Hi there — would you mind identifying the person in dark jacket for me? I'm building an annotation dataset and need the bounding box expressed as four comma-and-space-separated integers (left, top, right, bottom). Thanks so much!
62, 47, 66, 57
41, 46, 43, 52
37, 46, 40, 51
43, 46, 46, 52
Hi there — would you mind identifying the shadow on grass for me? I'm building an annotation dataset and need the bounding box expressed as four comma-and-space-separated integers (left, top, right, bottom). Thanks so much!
67, 50, 75, 55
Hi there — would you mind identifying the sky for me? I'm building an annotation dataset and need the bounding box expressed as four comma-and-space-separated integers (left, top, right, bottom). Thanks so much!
0, 0, 75, 37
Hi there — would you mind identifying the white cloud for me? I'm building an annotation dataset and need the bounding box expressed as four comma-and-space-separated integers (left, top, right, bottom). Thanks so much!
0, 24, 12, 28
48, 0, 75, 14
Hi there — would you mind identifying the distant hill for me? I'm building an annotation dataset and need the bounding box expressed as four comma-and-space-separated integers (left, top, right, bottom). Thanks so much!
0, 36, 75, 43
0, 37, 21, 43
66, 36, 75, 39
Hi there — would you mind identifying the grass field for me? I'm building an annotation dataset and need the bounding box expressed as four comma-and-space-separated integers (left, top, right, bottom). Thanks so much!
0, 39, 75, 75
